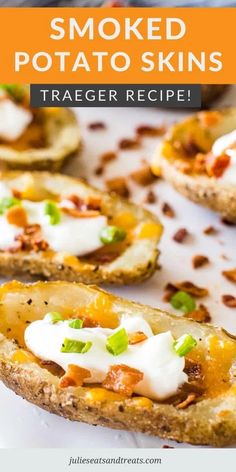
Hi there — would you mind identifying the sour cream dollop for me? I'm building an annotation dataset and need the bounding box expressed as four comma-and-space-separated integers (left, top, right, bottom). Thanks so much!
0, 98, 32, 142
25, 315, 187, 401
0, 183, 107, 256
212, 130, 236, 185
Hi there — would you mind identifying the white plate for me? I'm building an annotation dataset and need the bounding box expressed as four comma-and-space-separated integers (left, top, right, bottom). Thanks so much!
0, 87, 236, 448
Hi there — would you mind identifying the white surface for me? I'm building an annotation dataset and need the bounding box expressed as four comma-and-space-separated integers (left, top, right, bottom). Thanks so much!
0, 86, 236, 448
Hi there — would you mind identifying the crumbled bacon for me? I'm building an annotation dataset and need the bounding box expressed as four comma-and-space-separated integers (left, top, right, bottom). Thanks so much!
185, 304, 211, 323
71, 315, 99, 328
192, 254, 209, 269
206, 153, 230, 178
222, 294, 236, 308
106, 177, 130, 198
130, 164, 156, 186
221, 217, 236, 226
176, 393, 197, 409
94, 165, 104, 176
128, 331, 148, 345
162, 284, 176, 303
59, 364, 91, 388
165, 281, 208, 298
88, 122, 106, 131
203, 225, 217, 235
101, 151, 117, 164
118, 138, 140, 150
6, 206, 28, 228
162, 202, 175, 218
173, 228, 189, 243
62, 208, 100, 218
15, 224, 49, 252
12, 188, 22, 199
102, 364, 143, 396
144, 190, 157, 204
182, 139, 201, 157
135, 124, 166, 137
67, 195, 102, 212
40, 360, 65, 377
222, 268, 236, 284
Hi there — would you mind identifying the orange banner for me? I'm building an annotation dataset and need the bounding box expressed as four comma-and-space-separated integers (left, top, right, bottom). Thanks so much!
0, 7, 235, 84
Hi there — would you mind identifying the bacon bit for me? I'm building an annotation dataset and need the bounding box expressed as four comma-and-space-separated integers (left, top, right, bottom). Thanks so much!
40, 360, 65, 377
128, 331, 148, 345
135, 124, 166, 137
198, 110, 222, 127
192, 254, 209, 269
6, 206, 28, 228
166, 281, 208, 298
176, 393, 196, 409
221, 217, 236, 226
101, 151, 117, 164
193, 153, 207, 174
59, 364, 91, 389
130, 164, 156, 186
162, 284, 176, 303
206, 153, 230, 178
118, 137, 140, 150
67, 195, 102, 212
162, 202, 175, 218
12, 188, 22, 199
106, 177, 130, 198
88, 122, 106, 131
162, 445, 175, 449
222, 294, 236, 308
144, 190, 157, 204
85, 251, 119, 264
62, 208, 100, 218
222, 268, 236, 284
203, 225, 217, 235
15, 224, 49, 252
182, 139, 201, 157
94, 165, 104, 176
103, 364, 143, 396
173, 228, 189, 243
184, 359, 203, 382
185, 304, 211, 323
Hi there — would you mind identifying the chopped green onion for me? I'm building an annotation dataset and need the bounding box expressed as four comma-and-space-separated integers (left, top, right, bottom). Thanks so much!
174, 334, 197, 357
170, 291, 196, 314
0, 84, 25, 102
61, 338, 92, 354
0, 197, 21, 215
44, 201, 61, 225
44, 311, 64, 324
106, 328, 128, 356
68, 319, 84, 329
100, 226, 127, 245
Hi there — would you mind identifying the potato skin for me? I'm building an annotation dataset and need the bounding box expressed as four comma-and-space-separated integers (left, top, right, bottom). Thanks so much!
0, 281, 236, 447
152, 108, 236, 221
157, 156, 236, 221
0, 172, 162, 284
0, 108, 80, 171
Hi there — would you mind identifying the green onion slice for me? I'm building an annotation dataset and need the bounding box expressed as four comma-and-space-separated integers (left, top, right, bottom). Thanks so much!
61, 338, 92, 354
106, 328, 128, 356
100, 226, 127, 245
0, 197, 21, 215
44, 311, 64, 324
170, 291, 196, 314
174, 334, 197, 357
44, 200, 61, 225
68, 319, 84, 330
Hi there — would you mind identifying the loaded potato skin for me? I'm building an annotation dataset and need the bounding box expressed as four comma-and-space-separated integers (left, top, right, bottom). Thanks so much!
0, 281, 236, 447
